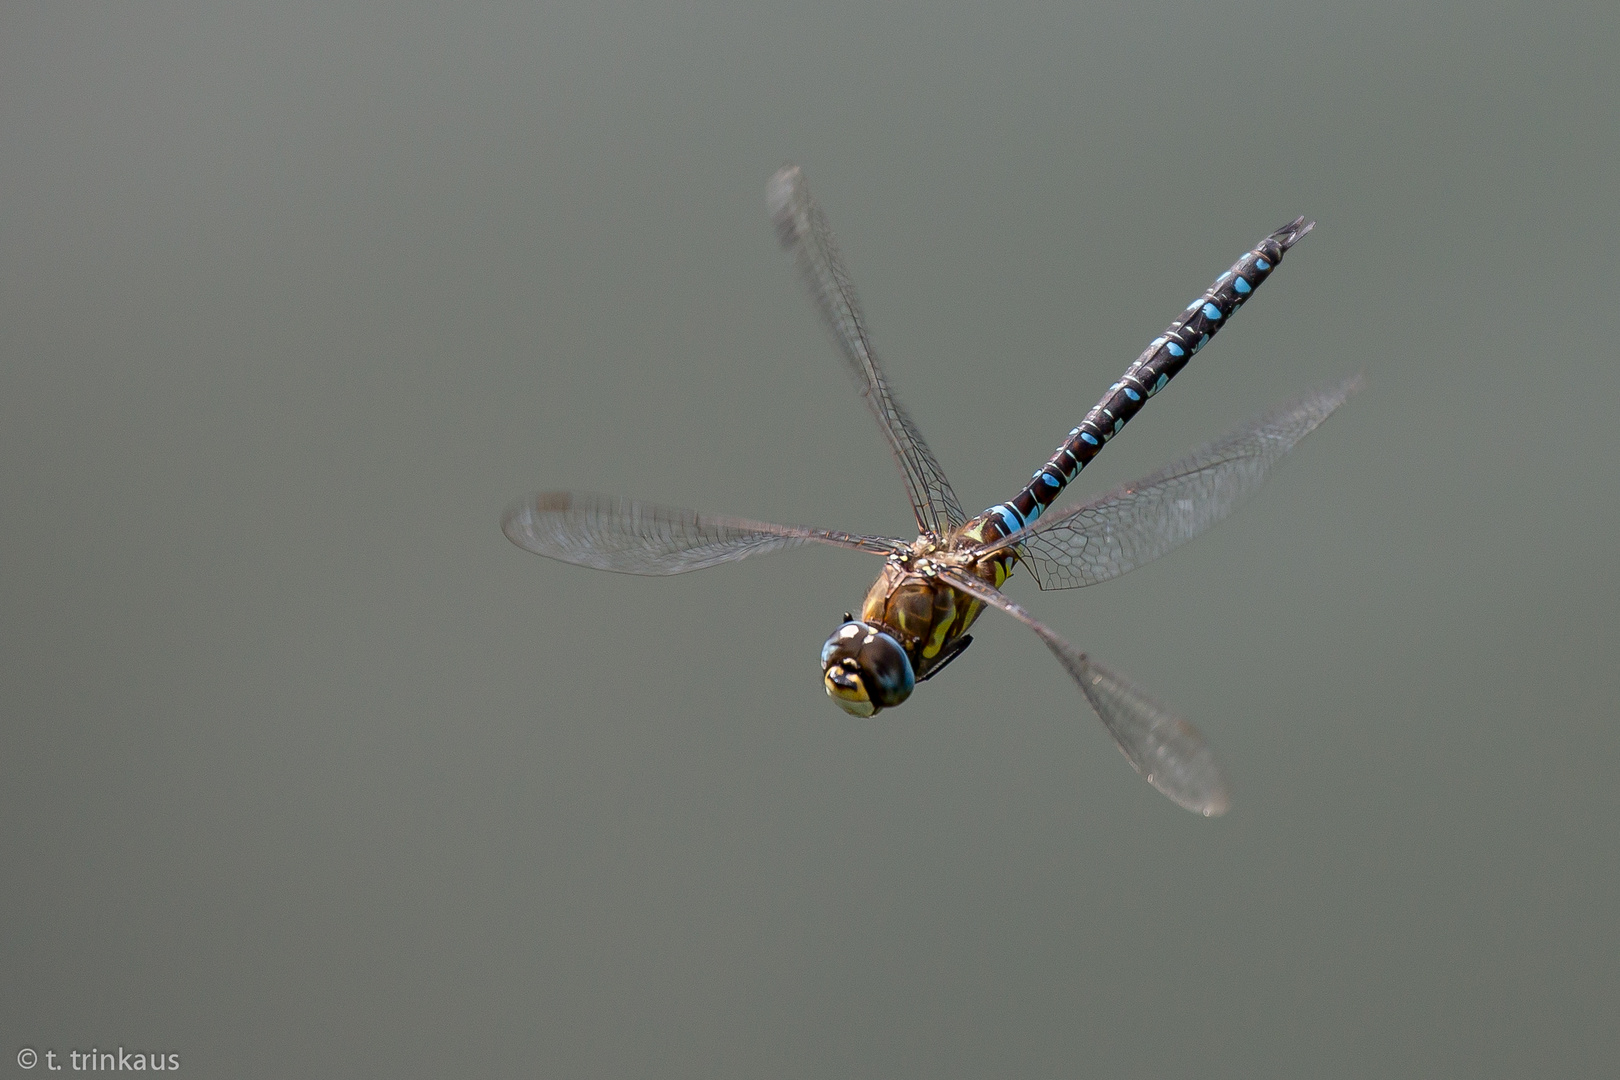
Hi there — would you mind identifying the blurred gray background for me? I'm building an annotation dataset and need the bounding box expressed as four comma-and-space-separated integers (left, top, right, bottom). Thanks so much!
3, 1, 1616, 1076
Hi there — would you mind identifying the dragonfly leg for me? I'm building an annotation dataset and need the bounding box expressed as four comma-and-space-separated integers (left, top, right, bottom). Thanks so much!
916, 634, 973, 682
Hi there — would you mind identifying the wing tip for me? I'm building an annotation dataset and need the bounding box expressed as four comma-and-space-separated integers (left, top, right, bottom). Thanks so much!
499, 500, 535, 548
500, 491, 574, 546
1196, 786, 1233, 817
1308, 371, 1367, 417
769, 162, 801, 189
767, 164, 804, 245
500, 510, 528, 549
1147, 770, 1232, 817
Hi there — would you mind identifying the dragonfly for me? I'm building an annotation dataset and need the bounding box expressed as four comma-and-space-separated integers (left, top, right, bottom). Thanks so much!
504, 165, 1357, 816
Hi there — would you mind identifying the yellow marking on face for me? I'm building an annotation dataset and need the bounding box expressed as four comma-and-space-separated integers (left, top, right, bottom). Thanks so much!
825, 668, 876, 716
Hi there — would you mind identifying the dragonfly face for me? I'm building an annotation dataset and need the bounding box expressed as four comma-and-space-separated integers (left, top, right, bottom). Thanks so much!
819, 619, 915, 716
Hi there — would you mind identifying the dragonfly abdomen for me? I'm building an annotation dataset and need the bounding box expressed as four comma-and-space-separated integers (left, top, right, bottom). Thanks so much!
968, 216, 1314, 544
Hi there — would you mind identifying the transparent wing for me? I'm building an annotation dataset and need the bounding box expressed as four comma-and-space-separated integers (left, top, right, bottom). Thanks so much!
503, 491, 907, 575
939, 568, 1230, 816
768, 165, 966, 537
978, 376, 1361, 590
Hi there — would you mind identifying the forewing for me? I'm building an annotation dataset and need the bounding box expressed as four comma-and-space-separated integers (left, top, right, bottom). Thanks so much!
939, 568, 1230, 816
503, 491, 906, 575
768, 165, 966, 536
983, 376, 1360, 590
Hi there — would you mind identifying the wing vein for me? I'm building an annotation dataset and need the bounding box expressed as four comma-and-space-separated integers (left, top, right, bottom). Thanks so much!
502, 491, 906, 575
769, 165, 965, 536
975, 376, 1361, 589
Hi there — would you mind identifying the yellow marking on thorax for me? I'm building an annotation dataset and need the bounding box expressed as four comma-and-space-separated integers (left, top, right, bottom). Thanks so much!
920, 588, 957, 659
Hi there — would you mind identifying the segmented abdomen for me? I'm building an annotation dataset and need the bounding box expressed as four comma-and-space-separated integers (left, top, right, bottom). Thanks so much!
963, 215, 1314, 548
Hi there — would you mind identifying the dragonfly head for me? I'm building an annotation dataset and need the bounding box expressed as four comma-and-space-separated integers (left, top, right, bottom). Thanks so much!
820, 619, 915, 716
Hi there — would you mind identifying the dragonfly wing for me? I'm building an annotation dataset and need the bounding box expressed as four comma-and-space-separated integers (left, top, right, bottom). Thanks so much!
1062, 651, 1231, 817
503, 491, 907, 575
768, 165, 966, 537
940, 568, 1230, 816
982, 376, 1360, 590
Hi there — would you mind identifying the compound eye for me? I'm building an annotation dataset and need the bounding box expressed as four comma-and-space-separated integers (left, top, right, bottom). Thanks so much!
855, 633, 915, 707
820, 619, 868, 669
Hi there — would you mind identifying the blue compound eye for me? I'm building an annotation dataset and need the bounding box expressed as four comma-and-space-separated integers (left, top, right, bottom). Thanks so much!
820, 620, 864, 669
